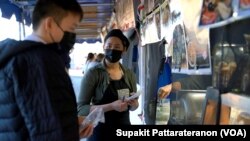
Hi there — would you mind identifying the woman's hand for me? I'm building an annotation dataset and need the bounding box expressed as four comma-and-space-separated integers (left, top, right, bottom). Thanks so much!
111, 100, 128, 112
127, 98, 139, 111
78, 116, 94, 139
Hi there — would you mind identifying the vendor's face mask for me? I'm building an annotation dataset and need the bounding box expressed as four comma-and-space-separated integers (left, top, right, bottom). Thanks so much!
105, 49, 123, 63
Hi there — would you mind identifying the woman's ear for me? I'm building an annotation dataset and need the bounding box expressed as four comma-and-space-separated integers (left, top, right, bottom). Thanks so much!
122, 48, 127, 55
123, 46, 127, 53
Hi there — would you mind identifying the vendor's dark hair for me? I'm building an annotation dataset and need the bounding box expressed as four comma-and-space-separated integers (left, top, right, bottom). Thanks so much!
32, 0, 83, 30
104, 29, 130, 50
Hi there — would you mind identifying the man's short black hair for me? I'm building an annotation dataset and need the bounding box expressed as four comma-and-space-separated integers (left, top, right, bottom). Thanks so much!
32, 0, 83, 30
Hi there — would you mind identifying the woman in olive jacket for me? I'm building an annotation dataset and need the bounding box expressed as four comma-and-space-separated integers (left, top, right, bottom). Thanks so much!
77, 29, 139, 141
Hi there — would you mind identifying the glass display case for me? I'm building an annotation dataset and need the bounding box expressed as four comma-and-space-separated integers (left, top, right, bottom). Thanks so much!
212, 40, 250, 94
209, 21, 250, 125
196, 88, 250, 125
220, 93, 250, 125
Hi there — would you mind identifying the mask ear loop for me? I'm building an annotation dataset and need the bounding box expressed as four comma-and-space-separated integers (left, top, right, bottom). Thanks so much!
48, 31, 62, 50
54, 19, 64, 33
49, 19, 63, 43
53, 20, 64, 50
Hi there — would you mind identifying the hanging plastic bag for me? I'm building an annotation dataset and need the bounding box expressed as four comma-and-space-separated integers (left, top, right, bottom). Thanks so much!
79, 107, 105, 132
155, 98, 170, 125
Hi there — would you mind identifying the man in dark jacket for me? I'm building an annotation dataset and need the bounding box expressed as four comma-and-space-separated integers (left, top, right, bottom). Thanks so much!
0, 0, 92, 140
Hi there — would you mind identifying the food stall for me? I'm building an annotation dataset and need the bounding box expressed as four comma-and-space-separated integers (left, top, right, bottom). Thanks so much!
133, 0, 250, 125
3, 0, 249, 125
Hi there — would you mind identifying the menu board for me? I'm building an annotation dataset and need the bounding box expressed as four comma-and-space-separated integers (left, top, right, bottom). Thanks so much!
199, 0, 250, 28
115, 0, 136, 31
170, 0, 211, 75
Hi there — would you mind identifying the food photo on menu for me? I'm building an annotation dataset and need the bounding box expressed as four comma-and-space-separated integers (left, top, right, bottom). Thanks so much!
199, 0, 233, 28
239, 0, 250, 9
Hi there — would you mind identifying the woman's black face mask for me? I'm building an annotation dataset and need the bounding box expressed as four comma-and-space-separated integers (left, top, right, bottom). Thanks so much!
105, 49, 123, 63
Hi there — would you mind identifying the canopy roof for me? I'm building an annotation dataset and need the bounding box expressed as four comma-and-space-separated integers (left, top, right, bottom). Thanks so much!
0, 0, 115, 43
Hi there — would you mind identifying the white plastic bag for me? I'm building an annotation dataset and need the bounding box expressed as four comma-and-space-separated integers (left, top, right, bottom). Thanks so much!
125, 91, 141, 101
79, 107, 105, 132
155, 98, 170, 125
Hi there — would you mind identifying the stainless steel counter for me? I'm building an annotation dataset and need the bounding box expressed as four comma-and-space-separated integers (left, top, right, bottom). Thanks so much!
169, 90, 206, 125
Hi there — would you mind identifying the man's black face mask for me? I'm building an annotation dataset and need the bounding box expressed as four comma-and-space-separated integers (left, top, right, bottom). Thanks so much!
60, 31, 76, 52
55, 20, 76, 52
